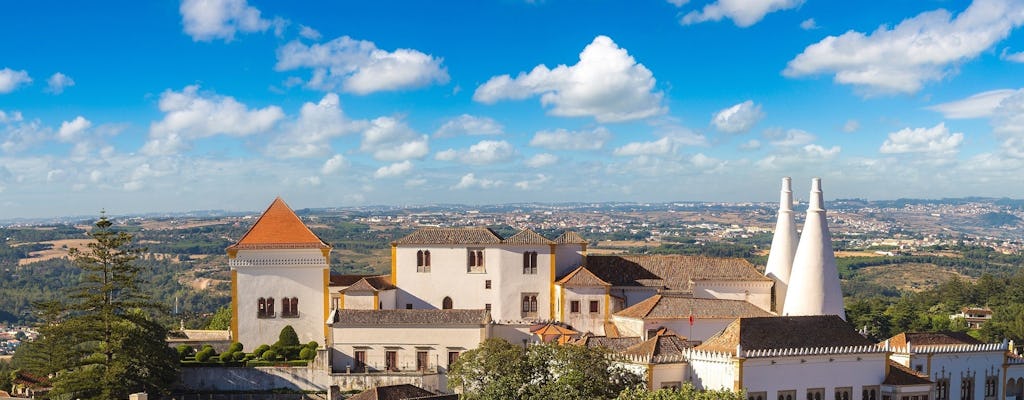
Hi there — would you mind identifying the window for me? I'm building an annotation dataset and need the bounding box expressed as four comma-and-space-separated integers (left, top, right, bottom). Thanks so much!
354, 350, 366, 372
748, 392, 766, 400
963, 377, 975, 400
570, 301, 580, 313
589, 300, 599, 313
863, 387, 878, 400
385, 351, 398, 372
834, 387, 851, 400
485, 280, 491, 289
258, 297, 268, 318
282, 297, 299, 318
986, 375, 998, 398
266, 297, 275, 317
521, 293, 538, 316
523, 251, 538, 274
661, 382, 682, 390
936, 379, 950, 400
778, 390, 796, 400
467, 249, 485, 273
417, 351, 428, 371
485, 304, 491, 311
417, 250, 431, 273
442, 296, 453, 310
447, 351, 460, 369
807, 389, 824, 400
406, 303, 412, 309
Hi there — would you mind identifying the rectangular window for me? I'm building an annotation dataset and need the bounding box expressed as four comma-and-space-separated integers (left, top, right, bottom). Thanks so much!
485, 280, 491, 289
447, 351, 460, 369
417, 351, 428, 371
485, 303, 491, 311
521, 293, 538, 317
962, 377, 975, 400
778, 390, 796, 400
748, 392, 767, 400
570, 300, 580, 313
863, 386, 879, 400
661, 382, 681, 390
806, 388, 824, 400
523, 251, 538, 274
936, 378, 950, 400
405, 303, 412, 309
354, 350, 366, 372
467, 249, 485, 273
385, 351, 398, 372
834, 387, 851, 400
589, 300, 599, 313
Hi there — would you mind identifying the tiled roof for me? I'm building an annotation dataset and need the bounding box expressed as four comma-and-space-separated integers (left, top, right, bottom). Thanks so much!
227, 197, 330, 250
331, 274, 382, 287
621, 334, 692, 359
556, 266, 611, 287
615, 295, 773, 320
341, 276, 398, 293
585, 255, 770, 292
576, 335, 641, 352
348, 384, 457, 400
332, 309, 491, 325
502, 228, 555, 245
697, 315, 873, 354
555, 231, 587, 244
392, 227, 503, 245
886, 332, 982, 348
884, 360, 933, 385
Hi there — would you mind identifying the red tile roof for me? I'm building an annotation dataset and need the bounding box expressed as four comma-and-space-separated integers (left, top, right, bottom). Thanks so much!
227, 197, 330, 250
885, 332, 982, 348
697, 315, 873, 354
556, 266, 611, 287
615, 294, 772, 320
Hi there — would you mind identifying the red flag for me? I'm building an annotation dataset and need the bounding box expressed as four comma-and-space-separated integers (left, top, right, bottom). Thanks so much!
689, 314, 694, 326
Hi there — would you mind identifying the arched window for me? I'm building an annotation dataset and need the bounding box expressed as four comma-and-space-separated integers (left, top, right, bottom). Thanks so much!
523, 251, 538, 274
417, 250, 431, 272
468, 251, 476, 267
442, 296, 453, 310
467, 249, 485, 272
258, 297, 267, 318
417, 250, 423, 266
267, 297, 275, 317
291, 297, 298, 316
521, 294, 538, 315
424, 250, 430, 266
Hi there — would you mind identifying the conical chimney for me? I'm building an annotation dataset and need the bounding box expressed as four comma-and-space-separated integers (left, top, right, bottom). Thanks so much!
764, 177, 798, 313
782, 178, 845, 319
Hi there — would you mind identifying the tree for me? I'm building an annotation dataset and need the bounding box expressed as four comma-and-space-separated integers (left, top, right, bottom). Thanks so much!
277, 325, 300, 347
447, 338, 641, 399
617, 383, 746, 400
31, 215, 179, 399
206, 305, 232, 330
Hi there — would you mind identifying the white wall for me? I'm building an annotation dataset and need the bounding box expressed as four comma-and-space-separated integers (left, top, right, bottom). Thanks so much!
344, 292, 376, 310
910, 350, 1004, 400
555, 244, 584, 277
560, 287, 608, 335
612, 287, 659, 309
330, 324, 488, 374
652, 363, 688, 390
739, 353, 888, 400
692, 281, 773, 312
233, 248, 327, 348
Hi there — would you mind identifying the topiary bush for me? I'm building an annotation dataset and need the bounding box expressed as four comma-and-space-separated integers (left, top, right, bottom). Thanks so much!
277, 325, 300, 347
306, 341, 319, 350
299, 347, 316, 360
261, 349, 278, 361
252, 344, 270, 359
232, 351, 247, 362
195, 347, 215, 362
228, 342, 243, 353
176, 345, 194, 360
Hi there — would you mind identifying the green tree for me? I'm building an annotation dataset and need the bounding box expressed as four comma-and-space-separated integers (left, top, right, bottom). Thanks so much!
11, 301, 77, 377
277, 325, 300, 347
35, 215, 179, 399
617, 383, 746, 400
447, 338, 641, 399
206, 305, 232, 330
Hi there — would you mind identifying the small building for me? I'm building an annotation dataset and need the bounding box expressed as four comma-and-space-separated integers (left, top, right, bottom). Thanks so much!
950, 307, 993, 329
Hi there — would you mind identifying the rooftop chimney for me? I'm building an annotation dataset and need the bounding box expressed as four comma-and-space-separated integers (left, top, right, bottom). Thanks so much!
782, 178, 845, 320
764, 177, 798, 313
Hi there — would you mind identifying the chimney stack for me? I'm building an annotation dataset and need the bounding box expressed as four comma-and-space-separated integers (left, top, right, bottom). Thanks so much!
764, 177, 798, 313
782, 178, 846, 320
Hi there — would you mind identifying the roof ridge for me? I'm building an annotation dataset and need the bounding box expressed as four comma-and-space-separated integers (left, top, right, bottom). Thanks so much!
227, 197, 330, 250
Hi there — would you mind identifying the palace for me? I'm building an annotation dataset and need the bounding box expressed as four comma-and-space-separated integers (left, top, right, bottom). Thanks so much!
227, 178, 1024, 399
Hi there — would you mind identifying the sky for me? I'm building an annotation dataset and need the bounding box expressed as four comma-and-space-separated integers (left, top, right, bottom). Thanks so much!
2, 0, 1024, 219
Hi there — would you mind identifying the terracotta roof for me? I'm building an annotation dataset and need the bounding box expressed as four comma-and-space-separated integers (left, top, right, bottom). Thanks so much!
341, 276, 398, 293
392, 227, 503, 245
884, 360, 933, 385
332, 309, 491, 325
556, 266, 611, 287
532, 323, 579, 343
227, 197, 330, 250
502, 228, 555, 245
576, 335, 641, 352
585, 255, 770, 292
331, 273, 388, 287
604, 322, 621, 338
885, 332, 982, 348
621, 334, 692, 359
555, 231, 588, 244
348, 384, 457, 400
697, 315, 873, 355
615, 295, 773, 320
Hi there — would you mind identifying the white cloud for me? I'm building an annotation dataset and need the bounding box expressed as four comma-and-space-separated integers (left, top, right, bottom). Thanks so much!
802, 144, 842, 159
452, 173, 502, 189
529, 127, 611, 150
179, 0, 273, 42
755, 144, 841, 169
57, 116, 91, 142
785, 0, 1024, 95
681, 0, 804, 27
1, 119, 49, 153
800, 18, 819, 30
267, 93, 365, 158
474, 35, 665, 123
1001, 47, 1024, 63
739, 139, 761, 150
435, 140, 516, 165
0, 68, 31, 94
435, 149, 457, 161
434, 114, 504, 137
46, 72, 74, 94
320, 154, 348, 175
843, 119, 860, 133
0, 110, 23, 123
765, 128, 815, 147
928, 89, 1016, 119
360, 117, 430, 161
880, 123, 964, 155
374, 160, 414, 178
144, 85, 284, 155
614, 137, 673, 156
525, 153, 558, 168
667, 0, 689, 6
299, 25, 322, 40
993, 90, 1024, 138
276, 36, 449, 94
712, 100, 764, 133
298, 176, 321, 186
515, 174, 550, 190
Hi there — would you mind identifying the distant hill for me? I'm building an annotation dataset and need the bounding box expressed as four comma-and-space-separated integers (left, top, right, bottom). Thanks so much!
977, 212, 1021, 227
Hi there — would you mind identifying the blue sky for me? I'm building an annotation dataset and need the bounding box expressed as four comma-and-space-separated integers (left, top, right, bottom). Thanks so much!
2, 0, 1024, 219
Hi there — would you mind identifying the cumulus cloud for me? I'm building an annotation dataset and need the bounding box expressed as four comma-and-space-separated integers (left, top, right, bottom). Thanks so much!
515, 174, 550, 190
474, 35, 665, 123
739, 139, 761, 150
267, 93, 365, 158
435, 140, 516, 165
179, 0, 274, 42
0, 110, 23, 123
681, 0, 804, 27
765, 128, 815, 147
755, 144, 841, 169
613, 137, 673, 157
785, 0, 1024, 95
800, 18, 819, 30
57, 116, 91, 142
880, 123, 964, 155
0, 68, 31, 94
452, 173, 502, 189
374, 160, 414, 178
320, 154, 348, 175
842, 119, 860, 133
992, 90, 1024, 154
434, 114, 504, 137
928, 89, 1017, 119
525, 153, 558, 168
360, 117, 429, 161
299, 25, 322, 40
143, 85, 284, 155
529, 127, 611, 150
1, 119, 49, 153
1001, 47, 1024, 63
712, 100, 764, 133
46, 72, 74, 94
276, 36, 449, 94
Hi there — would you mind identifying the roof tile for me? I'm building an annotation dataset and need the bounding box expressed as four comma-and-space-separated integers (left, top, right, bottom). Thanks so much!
227, 197, 330, 250
585, 255, 770, 292
555, 231, 587, 244
502, 228, 555, 245
332, 309, 491, 325
393, 227, 503, 245
615, 295, 772, 320
697, 315, 873, 354
556, 266, 611, 287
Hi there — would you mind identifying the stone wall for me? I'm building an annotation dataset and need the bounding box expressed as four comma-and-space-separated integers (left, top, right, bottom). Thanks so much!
177, 366, 445, 394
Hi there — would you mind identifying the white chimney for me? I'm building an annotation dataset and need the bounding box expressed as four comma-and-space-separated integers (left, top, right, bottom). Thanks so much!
782, 177, 845, 320
764, 177, 798, 313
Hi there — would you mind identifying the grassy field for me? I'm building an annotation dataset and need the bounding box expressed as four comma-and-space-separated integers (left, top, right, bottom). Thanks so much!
855, 262, 973, 292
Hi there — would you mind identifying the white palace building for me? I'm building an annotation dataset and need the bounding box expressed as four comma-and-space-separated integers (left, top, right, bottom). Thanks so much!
226, 178, 1024, 398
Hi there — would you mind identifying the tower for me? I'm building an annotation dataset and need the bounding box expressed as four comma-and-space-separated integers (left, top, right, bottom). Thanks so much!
782, 178, 845, 319
764, 177, 798, 313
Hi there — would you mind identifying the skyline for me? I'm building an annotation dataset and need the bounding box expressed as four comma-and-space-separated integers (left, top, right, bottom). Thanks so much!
2, 0, 1024, 219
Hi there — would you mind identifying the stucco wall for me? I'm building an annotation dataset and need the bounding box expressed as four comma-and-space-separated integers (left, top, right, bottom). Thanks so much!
329, 324, 488, 374
177, 366, 445, 394
561, 286, 608, 335
233, 248, 327, 349
692, 281, 772, 312
740, 353, 888, 400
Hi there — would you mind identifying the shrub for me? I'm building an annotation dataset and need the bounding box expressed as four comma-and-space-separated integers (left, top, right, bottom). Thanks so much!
176, 345, 194, 360
299, 347, 316, 360
232, 351, 247, 362
228, 342, 243, 353
253, 344, 270, 358
195, 347, 215, 362
306, 341, 319, 350
277, 325, 300, 347
261, 349, 278, 361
